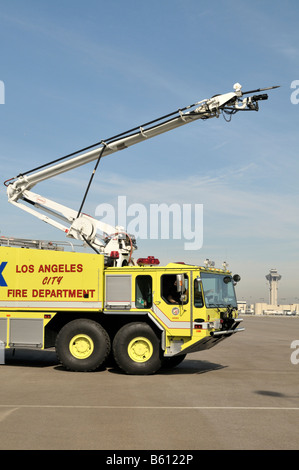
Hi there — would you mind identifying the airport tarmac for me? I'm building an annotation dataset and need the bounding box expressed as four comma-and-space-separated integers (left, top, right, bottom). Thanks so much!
0, 315, 298, 450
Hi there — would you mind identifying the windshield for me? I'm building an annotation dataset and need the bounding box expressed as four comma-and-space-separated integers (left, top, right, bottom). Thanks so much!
200, 272, 237, 308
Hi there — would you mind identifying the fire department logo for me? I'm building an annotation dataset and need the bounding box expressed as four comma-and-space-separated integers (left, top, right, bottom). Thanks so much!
172, 307, 179, 316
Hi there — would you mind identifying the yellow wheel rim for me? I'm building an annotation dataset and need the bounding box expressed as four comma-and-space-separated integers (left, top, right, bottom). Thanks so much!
127, 336, 153, 363
69, 334, 94, 360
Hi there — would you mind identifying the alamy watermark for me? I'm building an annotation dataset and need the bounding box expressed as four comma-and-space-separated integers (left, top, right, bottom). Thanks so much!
0, 80, 5, 104
95, 196, 203, 250
290, 340, 299, 365
290, 80, 299, 104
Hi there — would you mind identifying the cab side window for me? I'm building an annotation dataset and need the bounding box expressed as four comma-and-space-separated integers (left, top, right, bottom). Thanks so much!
194, 279, 204, 308
161, 274, 188, 304
135, 275, 152, 308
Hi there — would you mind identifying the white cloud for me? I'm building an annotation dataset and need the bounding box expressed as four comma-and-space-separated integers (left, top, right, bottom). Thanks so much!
52, 161, 299, 245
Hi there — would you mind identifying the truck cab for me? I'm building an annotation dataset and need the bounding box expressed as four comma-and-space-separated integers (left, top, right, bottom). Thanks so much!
102, 259, 243, 373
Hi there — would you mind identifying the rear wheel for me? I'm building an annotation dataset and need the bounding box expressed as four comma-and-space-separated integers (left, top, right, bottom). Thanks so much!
113, 322, 162, 375
56, 319, 110, 372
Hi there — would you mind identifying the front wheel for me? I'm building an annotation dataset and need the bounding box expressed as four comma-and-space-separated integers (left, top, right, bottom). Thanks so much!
161, 354, 186, 369
113, 322, 162, 375
56, 319, 110, 372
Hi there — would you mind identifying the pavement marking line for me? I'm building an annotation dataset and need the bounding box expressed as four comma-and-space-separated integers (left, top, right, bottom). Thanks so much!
0, 408, 18, 423
0, 405, 298, 411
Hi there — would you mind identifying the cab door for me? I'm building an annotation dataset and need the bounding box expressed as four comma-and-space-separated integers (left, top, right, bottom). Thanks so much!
153, 271, 192, 335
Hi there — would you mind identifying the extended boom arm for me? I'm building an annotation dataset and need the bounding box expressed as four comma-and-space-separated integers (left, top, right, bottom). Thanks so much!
5, 83, 279, 265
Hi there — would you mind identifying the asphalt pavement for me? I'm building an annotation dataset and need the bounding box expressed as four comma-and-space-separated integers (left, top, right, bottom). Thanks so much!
0, 315, 298, 451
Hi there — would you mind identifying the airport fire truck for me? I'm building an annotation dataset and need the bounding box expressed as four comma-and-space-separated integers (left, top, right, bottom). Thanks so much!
1, 83, 278, 374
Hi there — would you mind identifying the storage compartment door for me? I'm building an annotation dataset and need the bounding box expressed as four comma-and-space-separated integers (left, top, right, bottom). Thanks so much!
105, 275, 131, 310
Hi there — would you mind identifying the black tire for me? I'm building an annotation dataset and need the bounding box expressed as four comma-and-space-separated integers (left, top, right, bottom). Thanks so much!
161, 354, 186, 369
113, 322, 162, 375
55, 319, 110, 372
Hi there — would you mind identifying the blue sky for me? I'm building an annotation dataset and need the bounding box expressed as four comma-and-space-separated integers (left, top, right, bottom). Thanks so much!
0, 0, 298, 303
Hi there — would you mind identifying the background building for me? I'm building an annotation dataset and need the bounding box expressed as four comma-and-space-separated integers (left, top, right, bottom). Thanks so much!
238, 268, 298, 316
265, 268, 282, 305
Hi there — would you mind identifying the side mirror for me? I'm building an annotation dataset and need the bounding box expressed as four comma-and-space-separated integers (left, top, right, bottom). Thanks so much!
233, 274, 241, 283
223, 276, 231, 284
176, 274, 184, 292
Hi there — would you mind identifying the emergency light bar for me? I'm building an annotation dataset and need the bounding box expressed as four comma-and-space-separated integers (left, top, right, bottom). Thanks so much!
137, 256, 160, 265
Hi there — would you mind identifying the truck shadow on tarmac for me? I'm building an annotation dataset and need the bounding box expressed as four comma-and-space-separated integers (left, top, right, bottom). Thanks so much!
4, 348, 59, 368
3, 349, 226, 375
157, 359, 227, 375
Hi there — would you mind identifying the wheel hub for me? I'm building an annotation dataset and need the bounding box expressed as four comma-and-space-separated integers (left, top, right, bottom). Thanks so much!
128, 336, 153, 363
69, 334, 94, 359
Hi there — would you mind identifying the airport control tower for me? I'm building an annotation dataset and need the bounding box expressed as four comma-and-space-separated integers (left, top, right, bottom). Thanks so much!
265, 269, 282, 305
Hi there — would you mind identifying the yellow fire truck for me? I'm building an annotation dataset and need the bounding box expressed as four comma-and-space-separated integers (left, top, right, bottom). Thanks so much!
1, 83, 278, 373
0, 243, 242, 374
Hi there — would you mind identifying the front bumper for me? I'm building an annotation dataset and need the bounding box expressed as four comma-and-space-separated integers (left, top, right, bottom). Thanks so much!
210, 318, 244, 337
178, 318, 244, 355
